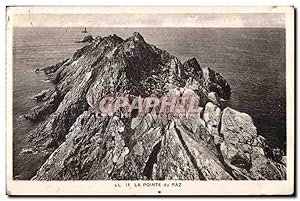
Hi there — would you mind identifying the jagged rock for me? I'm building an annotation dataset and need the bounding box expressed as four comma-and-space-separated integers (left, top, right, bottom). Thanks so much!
220, 107, 257, 145
182, 57, 203, 79
203, 68, 231, 99
32, 90, 48, 101
32, 112, 233, 180
35, 59, 69, 75
207, 92, 223, 107
203, 102, 221, 135
24, 89, 63, 122
21, 32, 285, 181
220, 107, 286, 179
19, 148, 38, 155
281, 156, 287, 166
249, 154, 286, 180
75, 35, 94, 43
182, 60, 230, 106
264, 145, 284, 163
165, 87, 202, 118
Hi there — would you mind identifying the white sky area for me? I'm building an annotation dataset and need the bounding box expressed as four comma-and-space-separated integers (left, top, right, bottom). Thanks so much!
12, 13, 285, 28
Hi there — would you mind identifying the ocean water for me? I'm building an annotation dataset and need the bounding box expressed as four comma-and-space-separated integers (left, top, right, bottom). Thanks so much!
13, 27, 286, 179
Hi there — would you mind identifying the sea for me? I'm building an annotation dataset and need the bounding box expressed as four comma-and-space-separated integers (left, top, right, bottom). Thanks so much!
13, 27, 286, 179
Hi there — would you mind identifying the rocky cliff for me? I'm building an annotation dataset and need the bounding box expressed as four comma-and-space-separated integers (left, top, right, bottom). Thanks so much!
23, 32, 285, 180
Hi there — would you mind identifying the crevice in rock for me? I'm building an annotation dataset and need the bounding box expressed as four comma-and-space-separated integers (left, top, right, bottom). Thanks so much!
55, 100, 90, 143
120, 117, 136, 151
215, 143, 238, 179
218, 111, 224, 138
142, 141, 161, 179
200, 107, 205, 119
173, 123, 206, 180
77, 117, 110, 179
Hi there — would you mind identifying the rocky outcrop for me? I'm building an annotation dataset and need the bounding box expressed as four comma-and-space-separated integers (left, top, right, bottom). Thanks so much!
219, 108, 285, 179
24, 88, 63, 122
35, 59, 70, 75
75, 35, 94, 43
22, 32, 285, 180
203, 102, 221, 136
203, 67, 231, 99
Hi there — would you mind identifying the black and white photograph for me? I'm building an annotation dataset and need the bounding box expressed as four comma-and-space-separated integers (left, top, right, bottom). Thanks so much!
5, 6, 295, 196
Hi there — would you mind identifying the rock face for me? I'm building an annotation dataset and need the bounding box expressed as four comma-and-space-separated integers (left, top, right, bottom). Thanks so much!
23, 32, 285, 180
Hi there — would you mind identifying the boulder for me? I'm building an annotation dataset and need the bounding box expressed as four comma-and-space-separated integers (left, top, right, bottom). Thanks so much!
220, 107, 286, 179
203, 102, 221, 135
221, 107, 257, 145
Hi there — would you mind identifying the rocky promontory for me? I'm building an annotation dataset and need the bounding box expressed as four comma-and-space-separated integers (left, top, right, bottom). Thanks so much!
22, 32, 285, 180
75, 35, 94, 43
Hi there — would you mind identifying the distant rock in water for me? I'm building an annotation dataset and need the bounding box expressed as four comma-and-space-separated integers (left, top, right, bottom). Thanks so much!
75, 35, 94, 43
22, 32, 285, 180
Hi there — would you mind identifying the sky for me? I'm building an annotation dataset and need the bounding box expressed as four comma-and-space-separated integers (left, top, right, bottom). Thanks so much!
11, 13, 285, 28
